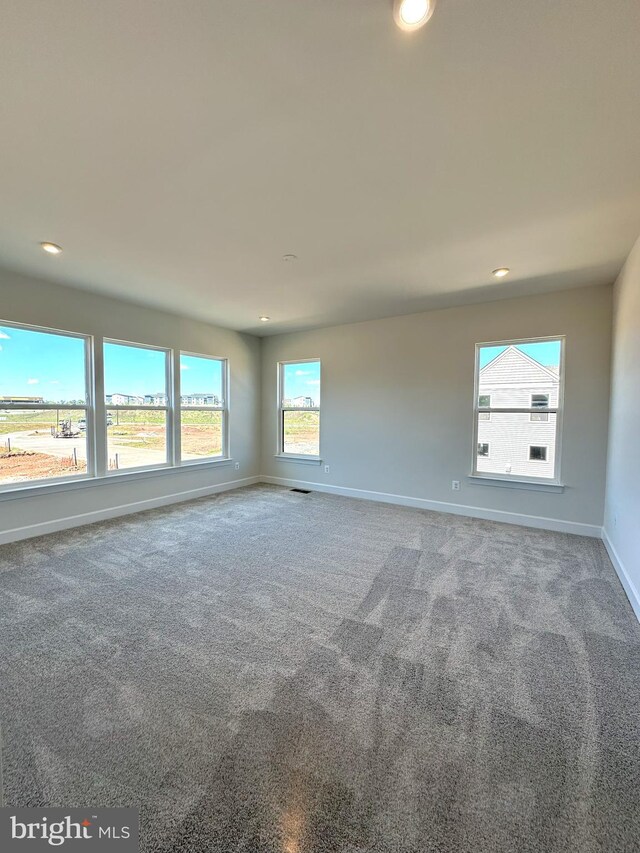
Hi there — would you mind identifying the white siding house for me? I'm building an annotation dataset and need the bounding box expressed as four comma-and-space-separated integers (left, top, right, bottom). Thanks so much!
477, 346, 560, 479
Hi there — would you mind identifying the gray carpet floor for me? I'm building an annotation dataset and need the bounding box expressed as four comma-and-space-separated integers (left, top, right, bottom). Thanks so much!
0, 484, 638, 852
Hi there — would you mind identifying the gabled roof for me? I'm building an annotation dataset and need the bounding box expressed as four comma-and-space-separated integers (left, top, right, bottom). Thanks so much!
480, 345, 560, 383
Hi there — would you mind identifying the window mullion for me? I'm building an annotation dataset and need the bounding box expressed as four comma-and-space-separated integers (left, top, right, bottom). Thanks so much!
93, 336, 107, 477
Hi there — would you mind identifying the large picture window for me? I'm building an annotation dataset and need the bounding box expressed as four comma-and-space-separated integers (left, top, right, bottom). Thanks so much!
278, 360, 321, 457
0, 321, 90, 487
103, 340, 170, 471
473, 338, 564, 482
179, 353, 227, 462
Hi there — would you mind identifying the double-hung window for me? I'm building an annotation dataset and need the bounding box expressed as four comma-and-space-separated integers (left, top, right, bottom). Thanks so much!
179, 353, 227, 462
103, 340, 170, 472
530, 394, 550, 422
0, 321, 91, 488
473, 337, 564, 482
278, 360, 321, 457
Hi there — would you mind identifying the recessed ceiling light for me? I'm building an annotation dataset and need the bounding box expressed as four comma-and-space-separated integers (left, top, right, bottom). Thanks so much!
492, 267, 510, 278
259, 316, 270, 322
393, 0, 436, 32
41, 242, 62, 255
282, 254, 297, 262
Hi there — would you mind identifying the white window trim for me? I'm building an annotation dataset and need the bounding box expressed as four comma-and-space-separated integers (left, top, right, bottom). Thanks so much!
276, 358, 322, 461
103, 338, 173, 474
0, 322, 234, 494
530, 393, 551, 422
529, 444, 549, 462
0, 319, 95, 491
471, 335, 565, 487
178, 351, 230, 465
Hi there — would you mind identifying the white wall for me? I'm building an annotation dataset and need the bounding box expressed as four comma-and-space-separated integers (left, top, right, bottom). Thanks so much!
0, 268, 261, 541
603, 237, 640, 619
261, 285, 612, 535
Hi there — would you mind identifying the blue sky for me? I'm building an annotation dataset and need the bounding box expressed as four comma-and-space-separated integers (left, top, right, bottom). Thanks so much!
0, 325, 86, 402
283, 361, 321, 404
104, 342, 167, 397
2, 324, 555, 403
479, 340, 561, 369
104, 346, 224, 398
0, 328, 225, 402
179, 353, 223, 398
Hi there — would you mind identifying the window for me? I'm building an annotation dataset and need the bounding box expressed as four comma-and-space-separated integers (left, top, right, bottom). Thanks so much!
0, 321, 90, 487
103, 341, 170, 471
529, 445, 548, 461
478, 394, 491, 421
179, 353, 227, 462
474, 338, 563, 481
278, 360, 321, 457
530, 393, 550, 422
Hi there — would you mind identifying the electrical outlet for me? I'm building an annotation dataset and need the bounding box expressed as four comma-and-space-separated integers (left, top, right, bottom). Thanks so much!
234, 462, 240, 470
324, 465, 330, 474
451, 480, 460, 491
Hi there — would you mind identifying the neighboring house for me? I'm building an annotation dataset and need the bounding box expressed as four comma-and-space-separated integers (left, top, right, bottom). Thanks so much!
282, 395, 315, 408
477, 346, 559, 478
180, 394, 220, 406
106, 393, 145, 406
0, 395, 45, 404
145, 393, 169, 406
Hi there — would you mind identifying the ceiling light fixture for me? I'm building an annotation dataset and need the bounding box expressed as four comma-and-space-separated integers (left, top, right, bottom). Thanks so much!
259, 316, 270, 322
393, 0, 436, 32
41, 242, 63, 255
492, 267, 510, 278
282, 254, 297, 262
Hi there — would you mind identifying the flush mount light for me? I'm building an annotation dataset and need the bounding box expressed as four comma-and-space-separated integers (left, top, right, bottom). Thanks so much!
41, 242, 63, 255
282, 254, 297, 262
393, 0, 436, 32
259, 316, 271, 322
492, 267, 510, 278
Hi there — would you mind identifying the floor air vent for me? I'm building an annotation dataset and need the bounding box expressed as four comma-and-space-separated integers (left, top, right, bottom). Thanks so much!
290, 488, 311, 494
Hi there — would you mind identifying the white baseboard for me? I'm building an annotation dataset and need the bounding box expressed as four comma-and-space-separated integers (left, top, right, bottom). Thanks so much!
0, 471, 604, 548
602, 528, 640, 622
0, 476, 261, 546
261, 475, 602, 537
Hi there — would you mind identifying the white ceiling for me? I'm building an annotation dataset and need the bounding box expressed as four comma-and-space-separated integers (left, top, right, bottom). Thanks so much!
1, 0, 639, 335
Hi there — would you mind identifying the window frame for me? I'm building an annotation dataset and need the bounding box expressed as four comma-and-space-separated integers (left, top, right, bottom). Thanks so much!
529, 445, 549, 462
530, 393, 550, 422
0, 319, 95, 492
103, 338, 173, 475
478, 393, 491, 421
178, 351, 229, 465
276, 358, 321, 460
472, 336, 565, 485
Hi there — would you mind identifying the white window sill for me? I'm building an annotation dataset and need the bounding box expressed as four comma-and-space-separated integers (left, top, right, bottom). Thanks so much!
467, 474, 564, 493
0, 458, 235, 502
274, 454, 323, 466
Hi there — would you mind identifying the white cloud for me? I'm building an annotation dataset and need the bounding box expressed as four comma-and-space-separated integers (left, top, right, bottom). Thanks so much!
180, 364, 190, 371
0, 331, 10, 339
306, 379, 320, 385
27, 378, 39, 385
295, 369, 311, 376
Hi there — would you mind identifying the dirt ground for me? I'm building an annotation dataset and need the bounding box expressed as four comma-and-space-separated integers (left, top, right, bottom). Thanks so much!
0, 450, 86, 484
